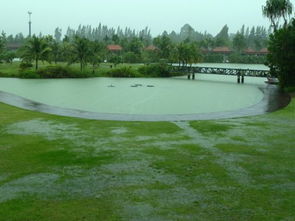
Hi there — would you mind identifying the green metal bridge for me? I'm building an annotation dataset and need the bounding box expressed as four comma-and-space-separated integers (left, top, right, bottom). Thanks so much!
170, 65, 270, 77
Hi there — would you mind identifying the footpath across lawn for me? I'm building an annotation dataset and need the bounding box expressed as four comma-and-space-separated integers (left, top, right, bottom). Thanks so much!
0, 98, 294, 221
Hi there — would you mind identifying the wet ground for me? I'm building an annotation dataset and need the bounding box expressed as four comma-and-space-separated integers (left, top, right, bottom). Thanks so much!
0, 100, 294, 220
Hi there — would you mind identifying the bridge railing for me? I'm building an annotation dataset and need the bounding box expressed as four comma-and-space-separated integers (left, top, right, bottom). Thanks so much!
170, 65, 269, 77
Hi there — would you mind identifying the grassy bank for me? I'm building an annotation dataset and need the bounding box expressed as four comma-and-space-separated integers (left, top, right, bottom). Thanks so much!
0, 62, 143, 77
0, 98, 294, 220
0, 62, 176, 79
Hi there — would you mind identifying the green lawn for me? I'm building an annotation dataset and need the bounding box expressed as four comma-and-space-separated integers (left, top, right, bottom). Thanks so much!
0, 98, 294, 220
0, 62, 21, 77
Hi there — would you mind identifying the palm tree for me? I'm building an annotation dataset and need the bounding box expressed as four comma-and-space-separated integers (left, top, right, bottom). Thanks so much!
233, 32, 247, 52
263, 0, 280, 31
51, 41, 61, 64
279, 0, 293, 26
263, 0, 293, 31
43, 35, 60, 64
187, 42, 201, 67
176, 42, 201, 67
60, 38, 72, 63
89, 40, 104, 73
70, 36, 90, 72
0, 33, 7, 59
22, 36, 51, 70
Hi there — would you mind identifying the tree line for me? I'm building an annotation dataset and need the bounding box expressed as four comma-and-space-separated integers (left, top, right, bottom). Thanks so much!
0, 22, 272, 65
2, 0, 294, 87
15, 34, 202, 72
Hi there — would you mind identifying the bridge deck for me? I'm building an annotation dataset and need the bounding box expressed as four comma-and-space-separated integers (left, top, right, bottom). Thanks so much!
170, 65, 269, 77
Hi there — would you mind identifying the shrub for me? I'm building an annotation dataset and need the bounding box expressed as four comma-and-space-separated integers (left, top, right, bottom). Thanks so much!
109, 55, 122, 66
2, 51, 16, 63
18, 65, 95, 79
0, 71, 19, 78
138, 63, 172, 77
36, 66, 95, 78
228, 53, 266, 64
284, 86, 295, 93
123, 52, 141, 63
37, 66, 72, 78
19, 62, 33, 70
202, 54, 224, 63
107, 66, 140, 78
19, 70, 40, 79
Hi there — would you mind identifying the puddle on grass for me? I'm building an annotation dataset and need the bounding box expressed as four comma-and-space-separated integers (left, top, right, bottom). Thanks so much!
101, 160, 151, 174
0, 159, 178, 203
0, 145, 12, 151
0, 174, 9, 183
1, 109, 294, 219
0, 171, 102, 203
124, 187, 209, 221
5, 119, 85, 141
5, 119, 130, 151
134, 136, 154, 141
134, 187, 206, 206
215, 154, 252, 185
173, 121, 254, 186
100, 159, 179, 187
271, 182, 295, 192
0, 173, 59, 203
193, 173, 219, 186
111, 127, 128, 135
123, 202, 155, 220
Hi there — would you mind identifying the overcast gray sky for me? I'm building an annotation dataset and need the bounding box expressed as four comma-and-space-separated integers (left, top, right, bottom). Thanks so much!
1, 0, 295, 37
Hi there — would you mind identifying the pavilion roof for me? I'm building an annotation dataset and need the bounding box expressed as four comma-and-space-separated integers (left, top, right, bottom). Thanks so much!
212, 46, 232, 53
243, 48, 257, 54
200, 47, 210, 53
145, 45, 158, 51
6, 43, 23, 50
107, 45, 123, 51
258, 48, 269, 54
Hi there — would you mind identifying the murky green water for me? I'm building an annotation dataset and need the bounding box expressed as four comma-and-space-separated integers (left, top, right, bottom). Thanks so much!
0, 63, 269, 115
0, 76, 266, 115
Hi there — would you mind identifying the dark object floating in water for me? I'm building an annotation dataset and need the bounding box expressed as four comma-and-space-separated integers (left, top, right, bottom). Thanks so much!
108, 84, 115, 87
265, 77, 279, 85
131, 84, 143, 87
147, 85, 155, 87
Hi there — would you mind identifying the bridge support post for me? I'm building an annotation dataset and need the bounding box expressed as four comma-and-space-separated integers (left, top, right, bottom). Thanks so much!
237, 75, 241, 84
241, 75, 244, 84
192, 73, 195, 80
188, 74, 191, 80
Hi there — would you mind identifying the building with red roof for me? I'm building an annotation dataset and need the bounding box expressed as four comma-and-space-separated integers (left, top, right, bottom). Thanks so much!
212, 47, 232, 54
242, 48, 269, 56
144, 45, 158, 51
243, 48, 257, 55
200, 47, 210, 54
6, 43, 23, 51
257, 48, 269, 55
107, 45, 123, 51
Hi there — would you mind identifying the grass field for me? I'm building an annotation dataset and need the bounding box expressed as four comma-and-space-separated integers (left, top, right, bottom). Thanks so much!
0, 96, 294, 220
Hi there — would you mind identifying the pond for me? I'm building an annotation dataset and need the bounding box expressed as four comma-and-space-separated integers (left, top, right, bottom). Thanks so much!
0, 64, 289, 121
